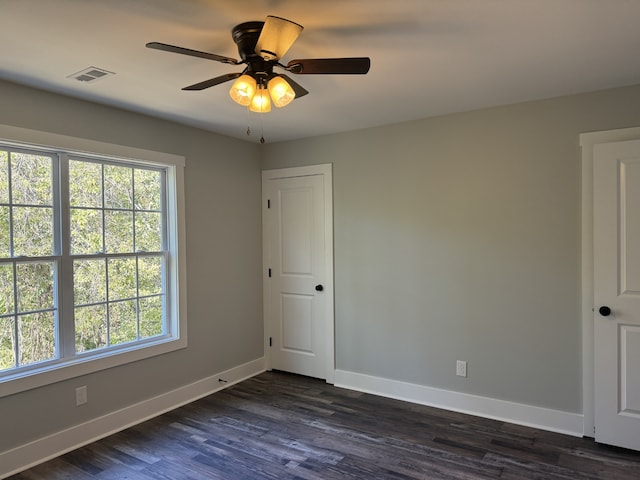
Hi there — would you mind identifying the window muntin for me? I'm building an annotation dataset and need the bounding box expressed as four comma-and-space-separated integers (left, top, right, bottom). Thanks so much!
1, 146, 171, 376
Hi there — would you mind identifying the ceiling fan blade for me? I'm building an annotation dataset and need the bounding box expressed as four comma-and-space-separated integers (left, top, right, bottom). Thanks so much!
182, 73, 242, 91
146, 42, 239, 65
255, 16, 303, 61
279, 74, 309, 99
286, 57, 371, 75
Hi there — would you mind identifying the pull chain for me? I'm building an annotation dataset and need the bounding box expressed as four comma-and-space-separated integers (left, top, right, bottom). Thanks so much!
244, 106, 266, 143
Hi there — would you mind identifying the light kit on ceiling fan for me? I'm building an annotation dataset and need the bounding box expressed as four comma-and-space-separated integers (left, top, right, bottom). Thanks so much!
146, 14, 371, 125
229, 74, 295, 110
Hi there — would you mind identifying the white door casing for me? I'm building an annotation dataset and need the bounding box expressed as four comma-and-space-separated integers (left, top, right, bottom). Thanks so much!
593, 139, 640, 451
262, 165, 334, 382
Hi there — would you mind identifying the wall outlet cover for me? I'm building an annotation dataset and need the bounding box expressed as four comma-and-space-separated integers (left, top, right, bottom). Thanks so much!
456, 360, 467, 378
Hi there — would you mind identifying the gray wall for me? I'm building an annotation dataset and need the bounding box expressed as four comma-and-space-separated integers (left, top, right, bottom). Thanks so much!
0, 80, 264, 451
3, 75, 640, 455
262, 84, 640, 414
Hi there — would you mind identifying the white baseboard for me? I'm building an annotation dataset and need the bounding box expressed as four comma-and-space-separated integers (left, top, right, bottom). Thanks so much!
333, 369, 584, 437
0, 357, 266, 479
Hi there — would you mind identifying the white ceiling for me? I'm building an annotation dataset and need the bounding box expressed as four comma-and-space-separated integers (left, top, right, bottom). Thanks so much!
2, 0, 640, 143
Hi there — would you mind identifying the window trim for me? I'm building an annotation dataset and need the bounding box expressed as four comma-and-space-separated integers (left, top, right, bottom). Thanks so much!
0, 124, 187, 398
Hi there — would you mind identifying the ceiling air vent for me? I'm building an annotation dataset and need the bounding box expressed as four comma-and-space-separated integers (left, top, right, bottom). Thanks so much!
68, 66, 114, 83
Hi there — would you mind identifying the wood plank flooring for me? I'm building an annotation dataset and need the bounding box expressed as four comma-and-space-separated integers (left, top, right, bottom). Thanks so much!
9, 371, 640, 479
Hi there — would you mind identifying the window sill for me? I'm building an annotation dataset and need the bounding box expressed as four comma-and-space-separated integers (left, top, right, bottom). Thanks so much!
0, 336, 187, 398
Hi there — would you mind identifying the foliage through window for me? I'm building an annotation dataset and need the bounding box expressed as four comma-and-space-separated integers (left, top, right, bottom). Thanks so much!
0, 145, 171, 375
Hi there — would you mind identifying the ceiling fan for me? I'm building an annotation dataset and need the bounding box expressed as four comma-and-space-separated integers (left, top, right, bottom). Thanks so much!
146, 15, 371, 113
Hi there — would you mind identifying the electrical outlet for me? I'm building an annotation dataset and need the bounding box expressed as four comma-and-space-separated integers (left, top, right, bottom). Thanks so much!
75, 385, 87, 406
456, 360, 467, 378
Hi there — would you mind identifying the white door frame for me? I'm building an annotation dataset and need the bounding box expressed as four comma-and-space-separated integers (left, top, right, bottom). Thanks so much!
262, 164, 335, 383
580, 126, 640, 437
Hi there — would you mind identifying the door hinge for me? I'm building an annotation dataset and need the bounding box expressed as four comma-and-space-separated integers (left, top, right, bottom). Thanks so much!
268, 268, 272, 278
269, 337, 272, 347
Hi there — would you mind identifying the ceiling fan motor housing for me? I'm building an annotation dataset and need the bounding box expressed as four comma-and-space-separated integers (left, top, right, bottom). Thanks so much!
231, 21, 264, 62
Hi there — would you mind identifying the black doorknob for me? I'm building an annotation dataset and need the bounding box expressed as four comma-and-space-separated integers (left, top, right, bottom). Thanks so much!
599, 306, 611, 317
315, 284, 324, 292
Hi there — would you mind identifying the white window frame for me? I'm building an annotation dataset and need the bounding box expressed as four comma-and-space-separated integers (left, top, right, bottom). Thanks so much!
0, 125, 187, 398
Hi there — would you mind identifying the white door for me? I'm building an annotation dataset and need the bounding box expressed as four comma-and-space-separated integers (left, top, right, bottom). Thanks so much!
262, 165, 334, 381
594, 139, 640, 451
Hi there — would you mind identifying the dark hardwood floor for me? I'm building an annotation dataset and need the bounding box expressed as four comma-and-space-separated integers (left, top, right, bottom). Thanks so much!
9, 371, 640, 479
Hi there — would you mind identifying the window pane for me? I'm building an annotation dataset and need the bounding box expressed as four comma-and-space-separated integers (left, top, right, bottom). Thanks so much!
18, 311, 55, 366
11, 153, 52, 205
105, 210, 133, 253
0, 264, 14, 315
75, 304, 107, 353
0, 206, 9, 257
134, 169, 161, 211
0, 151, 8, 203
108, 257, 136, 300
71, 208, 103, 254
104, 165, 132, 209
139, 296, 163, 338
0, 317, 16, 371
74, 259, 106, 306
69, 160, 102, 208
16, 262, 54, 312
135, 212, 162, 252
109, 300, 137, 345
138, 256, 163, 296
13, 206, 53, 256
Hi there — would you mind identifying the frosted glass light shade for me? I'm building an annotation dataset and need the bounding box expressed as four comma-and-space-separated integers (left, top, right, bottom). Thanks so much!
268, 76, 296, 108
255, 16, 303, 61
249, 87, 271, 113
229, 75, 257, 106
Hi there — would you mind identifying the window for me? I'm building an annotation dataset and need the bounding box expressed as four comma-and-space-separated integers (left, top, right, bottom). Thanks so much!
0, 129, 186, 395
1, 149, 57, 369
69, 159, 165, 353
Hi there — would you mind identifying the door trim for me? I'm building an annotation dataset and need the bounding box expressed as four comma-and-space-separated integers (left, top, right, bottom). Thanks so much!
262, 164, 335, 383
580, 126, 640, 437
